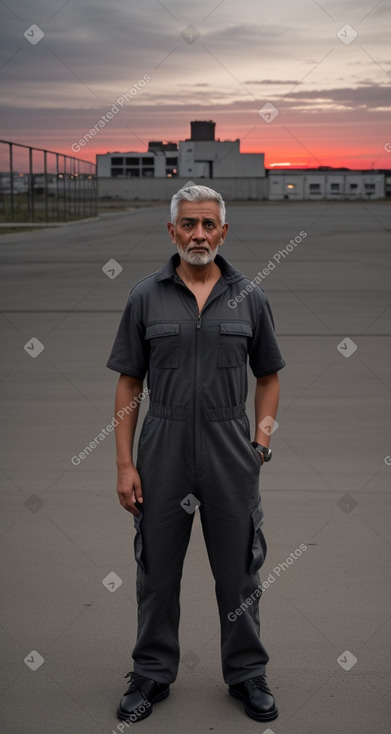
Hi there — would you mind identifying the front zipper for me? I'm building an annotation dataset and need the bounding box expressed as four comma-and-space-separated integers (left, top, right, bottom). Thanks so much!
173, 278, 203, 474
195, 309, 202, 477
173, 275, 227, 477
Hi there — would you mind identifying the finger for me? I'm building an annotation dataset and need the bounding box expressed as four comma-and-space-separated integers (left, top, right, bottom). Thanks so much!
129, 489, 140, 516
121, 495, 139, 516
117, 489, 136, 514
134, 482, 143, 503
128, 502, 139, 517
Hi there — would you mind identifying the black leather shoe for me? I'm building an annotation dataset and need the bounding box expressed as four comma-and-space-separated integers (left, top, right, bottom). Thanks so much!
117, 671, 170, 722
229, 674, 278, 721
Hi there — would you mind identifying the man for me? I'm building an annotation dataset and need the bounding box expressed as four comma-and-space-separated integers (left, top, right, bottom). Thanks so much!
107, 185, 285, 723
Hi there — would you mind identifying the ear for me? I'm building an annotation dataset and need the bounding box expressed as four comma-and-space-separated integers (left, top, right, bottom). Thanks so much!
218, 223, 229, 246
167, 222, 176, 243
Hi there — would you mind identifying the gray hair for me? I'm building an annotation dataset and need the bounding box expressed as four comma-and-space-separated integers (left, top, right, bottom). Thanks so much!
170, 185, 226, 225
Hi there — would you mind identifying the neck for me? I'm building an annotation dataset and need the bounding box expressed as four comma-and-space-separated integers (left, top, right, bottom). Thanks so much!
176, 258, 220, 285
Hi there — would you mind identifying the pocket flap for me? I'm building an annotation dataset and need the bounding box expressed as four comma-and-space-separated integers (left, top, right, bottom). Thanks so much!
249, 500, 267, 574
145, 323, 179, 340
219, 322, 252, 337
133, 508, 145, 573
251, 499, 264, 529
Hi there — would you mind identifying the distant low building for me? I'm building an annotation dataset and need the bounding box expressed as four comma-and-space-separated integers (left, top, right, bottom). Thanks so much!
268, 170, 385, 200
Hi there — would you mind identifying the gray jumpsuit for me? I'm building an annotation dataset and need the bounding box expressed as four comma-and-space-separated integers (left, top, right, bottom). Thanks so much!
107, 253, 285, 685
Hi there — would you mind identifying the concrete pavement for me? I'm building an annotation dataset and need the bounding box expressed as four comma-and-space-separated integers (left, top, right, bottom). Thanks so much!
0, 201, 390, 733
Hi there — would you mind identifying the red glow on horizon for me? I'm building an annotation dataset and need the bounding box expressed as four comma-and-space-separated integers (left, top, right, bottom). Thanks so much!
47, 139, 391, 172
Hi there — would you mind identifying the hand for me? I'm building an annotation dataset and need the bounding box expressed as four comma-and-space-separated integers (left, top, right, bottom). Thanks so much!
252, 442, 265, 464
116, 465, 143, 516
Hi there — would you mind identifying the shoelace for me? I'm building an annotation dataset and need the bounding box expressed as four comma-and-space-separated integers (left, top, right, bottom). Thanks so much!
244, 675, 272, 697
123, 672, 150, 694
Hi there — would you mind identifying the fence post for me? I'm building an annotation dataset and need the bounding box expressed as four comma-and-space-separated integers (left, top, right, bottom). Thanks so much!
44, 149, 48, 222
28, 147, 34, 222
55, 153, 60, 221
9, 142, 14, 221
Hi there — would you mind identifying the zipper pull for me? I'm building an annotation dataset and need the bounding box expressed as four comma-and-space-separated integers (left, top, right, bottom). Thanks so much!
196, 313, 202, 329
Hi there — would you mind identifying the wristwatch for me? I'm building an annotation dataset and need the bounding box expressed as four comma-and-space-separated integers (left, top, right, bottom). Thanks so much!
251, 442, 272, 462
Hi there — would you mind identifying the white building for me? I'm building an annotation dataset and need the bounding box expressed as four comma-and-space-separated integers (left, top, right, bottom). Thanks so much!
96, 121, 265, 179
178, 139, 264, 178
269, 170, 385, 200
96, 144, 178, 179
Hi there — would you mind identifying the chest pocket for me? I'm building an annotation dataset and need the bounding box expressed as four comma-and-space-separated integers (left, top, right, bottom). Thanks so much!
145, 323, 179, 368
217, 321, 252, 368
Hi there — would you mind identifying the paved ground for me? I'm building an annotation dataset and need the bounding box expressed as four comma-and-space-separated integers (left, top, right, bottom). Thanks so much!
1, 201, 390, 734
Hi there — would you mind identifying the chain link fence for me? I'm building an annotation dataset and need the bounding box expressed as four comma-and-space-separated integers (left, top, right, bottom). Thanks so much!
0, 140, 97, 223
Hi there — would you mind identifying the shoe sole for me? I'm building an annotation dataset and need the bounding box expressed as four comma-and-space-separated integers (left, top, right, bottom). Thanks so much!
117, 688, 170, 722
229, 688, 278, 722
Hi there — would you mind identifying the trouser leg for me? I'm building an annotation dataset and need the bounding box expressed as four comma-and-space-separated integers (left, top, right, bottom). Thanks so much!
196, 414, 270, 684
199, 485, 269, 685
132, 414, 196, 683
131, 497, 194, 684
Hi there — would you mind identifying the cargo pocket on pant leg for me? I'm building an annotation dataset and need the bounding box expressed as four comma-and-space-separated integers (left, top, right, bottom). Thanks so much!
133, 508, 146, 573
249, 500, 267, 574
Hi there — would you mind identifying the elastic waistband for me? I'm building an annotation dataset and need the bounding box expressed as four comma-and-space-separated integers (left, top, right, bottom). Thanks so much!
149, 402, 186, 420
148, 401, 246, 421
204, 403, 246, 421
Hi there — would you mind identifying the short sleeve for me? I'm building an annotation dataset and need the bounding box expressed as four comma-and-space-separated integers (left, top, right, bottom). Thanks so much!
106, 296, 148, 378
248, 295, 286, 377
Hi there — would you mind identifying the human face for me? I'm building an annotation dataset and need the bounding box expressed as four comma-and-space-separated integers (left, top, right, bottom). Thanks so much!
167, 200, 228, 266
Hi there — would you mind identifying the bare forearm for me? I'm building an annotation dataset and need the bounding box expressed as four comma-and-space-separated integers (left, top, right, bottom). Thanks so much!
254, 373, 280, 447
114, 374, 143, 468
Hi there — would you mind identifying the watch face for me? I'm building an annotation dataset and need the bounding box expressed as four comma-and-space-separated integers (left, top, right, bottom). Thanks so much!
251, 443, 272, 461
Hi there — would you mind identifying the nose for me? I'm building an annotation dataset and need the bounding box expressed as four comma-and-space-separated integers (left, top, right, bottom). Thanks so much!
192, 223, 206, 241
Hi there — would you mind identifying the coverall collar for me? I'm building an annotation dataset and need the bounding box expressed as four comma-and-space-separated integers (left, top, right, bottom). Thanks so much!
156, 253, 244, 284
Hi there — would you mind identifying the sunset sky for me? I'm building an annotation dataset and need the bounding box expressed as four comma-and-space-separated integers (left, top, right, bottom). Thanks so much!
1, 0, 390, 170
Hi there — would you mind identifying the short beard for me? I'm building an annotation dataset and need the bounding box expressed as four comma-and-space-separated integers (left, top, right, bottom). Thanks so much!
176, 244, 219, 266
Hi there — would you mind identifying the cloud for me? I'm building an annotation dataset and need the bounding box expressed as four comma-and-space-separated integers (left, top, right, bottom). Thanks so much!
283, 84, 391, 110
0, 0, 390, 166
244, 79, 301, 85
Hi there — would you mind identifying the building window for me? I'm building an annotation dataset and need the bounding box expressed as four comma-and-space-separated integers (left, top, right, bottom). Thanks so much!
350, 183, 358, 189
111, 167, 124, 176
142, 157, 154, 165
166, 168, 178, 177
330, 183, 340, 191
309, 183, 321, 191
365, 184, 376, 190
111, 157, 123, 165
166, 157, 178, 165
125, 169, 140, 177
126, 157, 140, 165
142, 168, 154, 177
287, 183, 295, 189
